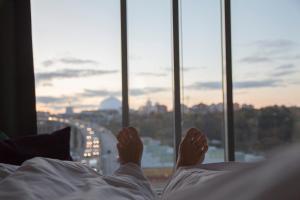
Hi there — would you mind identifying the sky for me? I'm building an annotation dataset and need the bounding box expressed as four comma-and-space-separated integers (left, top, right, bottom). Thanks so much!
31, 0, 300, 113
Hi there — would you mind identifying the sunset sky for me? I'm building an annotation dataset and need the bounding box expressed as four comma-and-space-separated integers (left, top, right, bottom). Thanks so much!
31, 0, 300, 113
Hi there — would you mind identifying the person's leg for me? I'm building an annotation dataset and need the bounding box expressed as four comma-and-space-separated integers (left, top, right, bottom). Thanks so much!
161, 128, 211, 198
175, 128, 208, 169
165, 144, 300, 200
105, 127, 157, 200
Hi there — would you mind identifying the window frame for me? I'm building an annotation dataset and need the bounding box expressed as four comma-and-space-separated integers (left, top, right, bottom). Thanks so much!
120, 0, 235, 162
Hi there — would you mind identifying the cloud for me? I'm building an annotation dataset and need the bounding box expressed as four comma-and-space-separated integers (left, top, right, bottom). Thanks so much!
36, 96, 69, 104
41, 104, 99, 111
187, 82, 222, 90
136, 72, 167, 77
253, 39, 297, 50
36, 95, 96, 110
36, 95, 80, 106
234, 80, 281, 89
80, 89, 121, 97
276, 64, 296, 70
79, 87, 168, 98
42, 57, 99, 67
130, 87, 168, 96
272, 70, 296, 77
35, 69, 118, 83
163, 66, 202, 72
272, 64, 298, 77
42, 60, 55, 67
59, 57, 99, 65
187, 80, 282, 90
240, 39, 299, 63
277, 54, 300, 61
240, 56, 272, 63
290, 80, 300, 85
73, 104, 98, 108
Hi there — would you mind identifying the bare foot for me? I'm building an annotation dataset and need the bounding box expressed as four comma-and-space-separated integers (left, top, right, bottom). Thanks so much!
176, 128, 208, 169
117, 127, 143, 166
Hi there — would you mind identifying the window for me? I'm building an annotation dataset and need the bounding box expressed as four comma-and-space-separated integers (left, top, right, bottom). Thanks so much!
180, 0, 225, 163
31, 0, 122, 174
232, 0, 300, 161
127, 0, 174, 185
31, 0, 299, 180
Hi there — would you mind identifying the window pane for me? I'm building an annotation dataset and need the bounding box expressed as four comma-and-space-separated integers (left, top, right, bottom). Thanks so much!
127, 0, 174, 187
180, 0, 225, 162
31, 0, 121, 174
232, 0, 300, 161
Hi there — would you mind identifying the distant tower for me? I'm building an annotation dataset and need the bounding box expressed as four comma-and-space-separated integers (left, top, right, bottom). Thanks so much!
65, 106, 74, 115
146, 99, 152, 108
65, 99, 74, 115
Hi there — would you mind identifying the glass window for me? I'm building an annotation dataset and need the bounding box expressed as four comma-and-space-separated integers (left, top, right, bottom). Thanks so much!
127, 0, 174, 187
180, 0, 225, 163
31, 0, 122, 174
232, 0, 300, 161
31, 0, 300, 178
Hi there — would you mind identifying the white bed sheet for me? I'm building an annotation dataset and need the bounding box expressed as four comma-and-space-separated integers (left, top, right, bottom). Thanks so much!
0, 163, 18, 181
1, 144, 299, 200
0, 158, 229, 200
165, 144, 300, 200
0, 158, 156, 200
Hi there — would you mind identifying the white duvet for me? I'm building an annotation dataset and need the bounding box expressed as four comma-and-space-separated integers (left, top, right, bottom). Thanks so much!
166, 144, 300, 200
0, 158, 157, 200
0, 144, 299, 200
0, 157, 226, 200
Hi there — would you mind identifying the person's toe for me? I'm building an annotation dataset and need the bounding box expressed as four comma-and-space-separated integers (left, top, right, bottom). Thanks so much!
185, 128, 198, 138
183, 128, 198, 145
128, 127, 138, 136
117, 128, 130, 145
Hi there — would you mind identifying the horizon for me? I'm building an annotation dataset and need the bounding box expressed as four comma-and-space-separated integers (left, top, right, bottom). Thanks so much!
37, 96, 300, 115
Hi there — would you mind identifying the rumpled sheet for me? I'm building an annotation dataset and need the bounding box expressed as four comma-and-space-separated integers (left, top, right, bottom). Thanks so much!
0, 157, 227, 200
164, 144, 300, 200
0, 158, 156, 200
1, 144, 299, 200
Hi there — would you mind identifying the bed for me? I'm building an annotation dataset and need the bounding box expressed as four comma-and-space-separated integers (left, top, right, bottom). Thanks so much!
0, 132, 299, 200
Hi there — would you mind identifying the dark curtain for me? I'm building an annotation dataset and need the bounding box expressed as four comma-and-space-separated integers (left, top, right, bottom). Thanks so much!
0, 0, 37, 137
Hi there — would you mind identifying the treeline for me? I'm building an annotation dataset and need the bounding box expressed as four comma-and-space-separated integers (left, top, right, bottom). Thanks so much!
234, 106, 299, 154
76, 105, 300, 155
129, 106, 300, 154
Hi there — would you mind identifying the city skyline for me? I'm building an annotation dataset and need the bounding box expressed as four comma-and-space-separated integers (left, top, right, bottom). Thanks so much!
38, 96, 290, 116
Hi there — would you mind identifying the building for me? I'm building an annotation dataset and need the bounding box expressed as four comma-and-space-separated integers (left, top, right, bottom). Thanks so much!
99, 96, 121, 111
65, 106, 74, 115
138, 100, 168, 114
